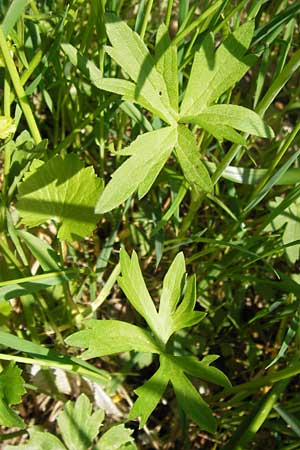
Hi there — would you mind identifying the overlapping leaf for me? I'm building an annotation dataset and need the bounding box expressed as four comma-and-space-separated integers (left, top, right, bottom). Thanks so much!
16, 154, 103, 241
0, 363, 26, 428
267, 196, 300, 263
7, 394, 136, 450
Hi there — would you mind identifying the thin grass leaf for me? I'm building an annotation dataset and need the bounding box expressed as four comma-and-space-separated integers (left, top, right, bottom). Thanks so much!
2, 0, 28, 37
0, 270, 77, 301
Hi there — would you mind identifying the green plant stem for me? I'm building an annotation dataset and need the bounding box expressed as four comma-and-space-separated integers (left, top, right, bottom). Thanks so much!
165, 0, 174, 27
180, 187, 205, 235
0, 353, 106, 385
0, 25, 41, 144
140, 0, 154, 39
0, 235, 23, 270
224, 379, 290, 449
212, 361, 300, 401
4, 69, 10, 116
173, 0, 222, 45
212, 142, 242, 186
250, 122, 300, 200
256, 49, 300, 118
10, 47, 44, 104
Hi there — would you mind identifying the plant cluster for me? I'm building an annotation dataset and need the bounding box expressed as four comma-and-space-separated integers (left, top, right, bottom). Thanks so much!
0, 0, 300, 448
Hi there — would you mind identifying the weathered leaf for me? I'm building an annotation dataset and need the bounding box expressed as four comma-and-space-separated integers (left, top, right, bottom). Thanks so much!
158, 252, 186, 343
176, 125, 212, 192
95, 126, 177, 213
129, 357, 169, 427
0, 363, 26, 428
155, 23, 178, 112
0, 116, 16, 139
180, 21, 255, 116
184, 105, 274, 139
96, 424, 135, 450
118, 249, 160, 337
105, 14, 176, 124
6, 427, 67, 450
267, 196, 300, 263
16, 154, 103, 242
65, 320, 161, 359
57, 394, 104, 450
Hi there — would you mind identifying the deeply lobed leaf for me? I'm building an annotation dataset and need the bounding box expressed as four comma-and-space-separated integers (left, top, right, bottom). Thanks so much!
95, 127, 177, 214
57, 394, 104, 450
105, 13, 176, 124
65, 319, 161, 359
180, 21, 256, 116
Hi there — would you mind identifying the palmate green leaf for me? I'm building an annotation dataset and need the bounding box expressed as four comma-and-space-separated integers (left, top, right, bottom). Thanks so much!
180, 21, 256, 116
62, 44, 168, 119
128, 356, 170, 428
130, 354, 217, 433
57, 394, 104, 450
158, 252, 186, 343
0, 362, 26, 405
183, 104, 274, 142
167, 355, 231, 389
119, 250, 206, 343
176, 125, 213, 192
66, 252, 229, 431
16, 154, 103, 242
0, 362, 26, 428
168, 360, 216, 433
155, 23, 178, 112
118, 249, 160, 335
172, 275, 206, 333
105, 13, 176, 124
95, 126, 177, 214
0, 397, 25, 428
95, 424, 135, 450
65, 320, 161, 359
6, 427, 67, 450
267, 196, 300, 263
191, 118, 247, 145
